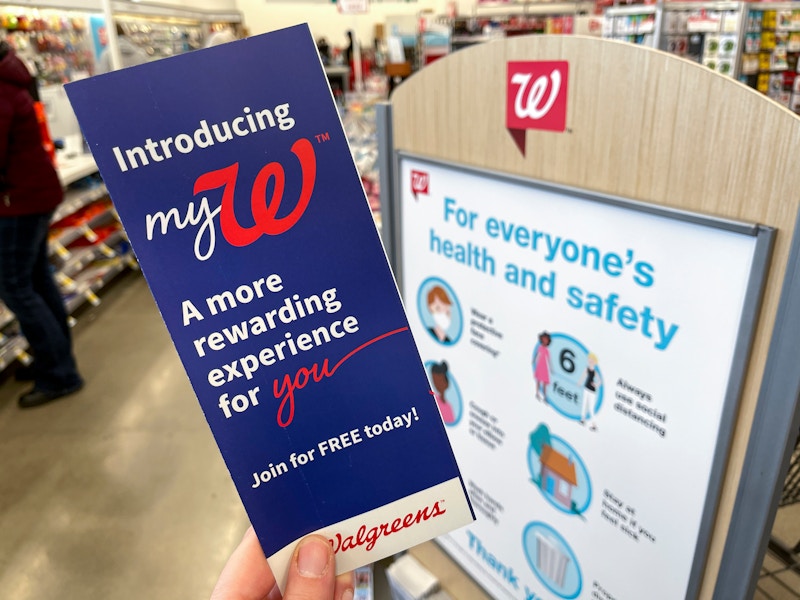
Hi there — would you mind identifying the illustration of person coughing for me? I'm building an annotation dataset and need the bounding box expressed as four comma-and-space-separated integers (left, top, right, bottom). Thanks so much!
431, 361, 455, 424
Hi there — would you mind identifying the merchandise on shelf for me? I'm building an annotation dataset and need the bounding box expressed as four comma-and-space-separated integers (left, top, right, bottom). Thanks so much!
2, 6, 95, 83
114, 17, 204, 61
602, 1, 800, 113
2, 5, 240, 85
444, 3, 590, 51
662, 4, 741, 74
353, 565, 374, 600
342, 96, 381, 216
0, 324, 33, 372
740, 6, 800, 113
51, 198, 113, 230
603, 5, 659, 48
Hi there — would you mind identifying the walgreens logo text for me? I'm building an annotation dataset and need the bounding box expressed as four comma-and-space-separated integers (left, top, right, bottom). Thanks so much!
143, 137, 316, 261
506, 61, 569, 132
329, 501, 446, 553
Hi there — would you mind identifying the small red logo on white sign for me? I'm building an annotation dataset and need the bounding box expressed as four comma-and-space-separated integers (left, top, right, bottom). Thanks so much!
506, 61, 569, 133
411, 170, 429, 198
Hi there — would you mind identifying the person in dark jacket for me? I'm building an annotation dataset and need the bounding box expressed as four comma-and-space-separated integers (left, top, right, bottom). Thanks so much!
0, 41, 83, 408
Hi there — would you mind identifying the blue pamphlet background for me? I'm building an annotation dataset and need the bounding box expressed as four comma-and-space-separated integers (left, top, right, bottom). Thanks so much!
66, 25, 470, 558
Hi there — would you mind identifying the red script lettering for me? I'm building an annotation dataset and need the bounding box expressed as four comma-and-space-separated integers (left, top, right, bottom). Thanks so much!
274, 327, 409, 427
193, 137, 317, 247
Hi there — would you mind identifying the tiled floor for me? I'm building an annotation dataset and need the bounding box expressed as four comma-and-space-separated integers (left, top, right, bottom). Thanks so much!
756, 503, 800, 600
0, 271, 798, 599
0, 273, 249, 599
757, 554, 800, 600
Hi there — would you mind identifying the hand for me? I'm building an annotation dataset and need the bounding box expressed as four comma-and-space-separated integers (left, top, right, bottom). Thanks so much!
211, 527, 354, 600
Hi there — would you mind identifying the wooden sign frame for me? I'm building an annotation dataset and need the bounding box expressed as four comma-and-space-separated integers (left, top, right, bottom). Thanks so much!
377, 35, 800, 599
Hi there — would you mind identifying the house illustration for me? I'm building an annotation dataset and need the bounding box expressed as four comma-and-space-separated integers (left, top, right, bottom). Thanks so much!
540, 444, 578, 510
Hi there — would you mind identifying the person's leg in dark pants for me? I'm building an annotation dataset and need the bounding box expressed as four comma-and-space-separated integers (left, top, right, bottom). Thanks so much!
0, 213, 82, 405
31, 218, 73, 345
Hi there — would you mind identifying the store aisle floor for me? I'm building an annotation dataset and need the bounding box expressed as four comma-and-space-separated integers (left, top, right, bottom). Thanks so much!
0, 273, 249, 599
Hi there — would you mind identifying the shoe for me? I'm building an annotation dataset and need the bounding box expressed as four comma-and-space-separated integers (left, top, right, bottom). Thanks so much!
18, 381, 84, 409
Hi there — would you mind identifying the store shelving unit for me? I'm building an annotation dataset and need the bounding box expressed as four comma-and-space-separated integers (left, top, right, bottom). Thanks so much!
0, 155, 138, 374
111, 0, 241, 60
441, 1, 595, 51
2, 1, 243, 81
603, 3, 661, 48
1, 4, 95, 83
0, 334, 33, 372
739, 3, 800, 111
600, 1, 800, 113
116, 19, 203, 61
662, 2, 746, 77
603, 1, 747, 76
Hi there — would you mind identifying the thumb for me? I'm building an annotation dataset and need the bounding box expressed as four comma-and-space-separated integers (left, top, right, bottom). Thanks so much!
283, 535, 336, 600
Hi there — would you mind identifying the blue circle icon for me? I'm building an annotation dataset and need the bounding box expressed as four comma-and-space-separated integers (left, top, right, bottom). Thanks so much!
417, 277, 463, 346
522, 522, 582, 599
532, 332, 603, 422
528, 432, 591, 516
424, 360, 463, 426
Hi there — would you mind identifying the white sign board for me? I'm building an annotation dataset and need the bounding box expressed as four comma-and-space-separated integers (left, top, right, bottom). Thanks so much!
399, 156, 764, 600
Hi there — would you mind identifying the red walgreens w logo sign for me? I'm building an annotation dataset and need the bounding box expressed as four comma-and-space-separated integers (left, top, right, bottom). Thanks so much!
506, 61, 569, 154
507, 61, 568, 131
411, 170, 429, 200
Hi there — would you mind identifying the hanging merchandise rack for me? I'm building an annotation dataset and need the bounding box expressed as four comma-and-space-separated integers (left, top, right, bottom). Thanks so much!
603, 3, 661, 48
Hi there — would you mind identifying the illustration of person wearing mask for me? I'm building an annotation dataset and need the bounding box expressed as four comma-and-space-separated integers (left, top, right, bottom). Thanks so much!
426, 285, 453, 344
430, 361, 455, 424
580, 353, 601, 431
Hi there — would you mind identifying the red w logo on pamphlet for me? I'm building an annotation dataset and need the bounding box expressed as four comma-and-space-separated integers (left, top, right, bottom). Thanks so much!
506, 61, 569, 155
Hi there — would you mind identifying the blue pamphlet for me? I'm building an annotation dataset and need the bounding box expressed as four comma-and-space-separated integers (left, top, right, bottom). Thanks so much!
66, 24, 473, 587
